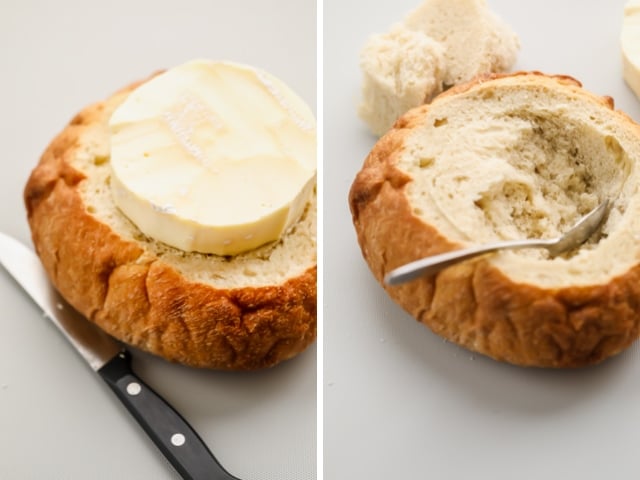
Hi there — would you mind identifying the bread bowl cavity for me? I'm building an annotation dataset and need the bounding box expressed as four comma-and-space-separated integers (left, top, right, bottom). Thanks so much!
350, 73, 640, 367
402, 75, 633, 287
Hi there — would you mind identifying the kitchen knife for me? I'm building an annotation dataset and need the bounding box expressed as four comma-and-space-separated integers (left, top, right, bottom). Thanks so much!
0, 232, 241, 480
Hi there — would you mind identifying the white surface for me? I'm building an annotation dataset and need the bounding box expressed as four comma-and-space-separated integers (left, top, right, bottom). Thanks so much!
324, 1, 640, 479
0, 1, 316, 479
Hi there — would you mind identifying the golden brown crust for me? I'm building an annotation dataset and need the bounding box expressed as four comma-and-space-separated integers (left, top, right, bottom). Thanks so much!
349, 71, 640, 368
25, 82, 316, 371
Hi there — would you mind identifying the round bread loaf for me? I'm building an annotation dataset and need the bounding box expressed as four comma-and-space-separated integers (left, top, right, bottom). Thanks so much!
349, 72, 640, 368
25, 78, 316, 370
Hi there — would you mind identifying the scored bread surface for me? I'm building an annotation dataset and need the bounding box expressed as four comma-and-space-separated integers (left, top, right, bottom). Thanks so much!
350, 72, 640, 368
25, 79, 317, 370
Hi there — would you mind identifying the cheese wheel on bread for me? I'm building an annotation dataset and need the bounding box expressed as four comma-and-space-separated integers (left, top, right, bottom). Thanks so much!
25, 63, 317, 370
350, 72, 640, 368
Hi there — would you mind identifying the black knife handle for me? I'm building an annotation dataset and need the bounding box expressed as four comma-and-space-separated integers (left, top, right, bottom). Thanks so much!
98, 351, 241, 480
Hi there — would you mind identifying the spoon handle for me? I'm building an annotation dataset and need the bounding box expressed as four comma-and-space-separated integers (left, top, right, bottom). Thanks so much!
384, 238, 554, 285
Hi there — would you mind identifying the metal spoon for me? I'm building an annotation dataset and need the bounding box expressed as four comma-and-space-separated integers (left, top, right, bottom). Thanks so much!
384, 199, 610, 286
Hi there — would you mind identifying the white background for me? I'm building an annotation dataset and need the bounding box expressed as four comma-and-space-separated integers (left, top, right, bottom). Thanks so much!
324, 1, 640, 479
4, 1, 640, 478
0, 1, 316, 479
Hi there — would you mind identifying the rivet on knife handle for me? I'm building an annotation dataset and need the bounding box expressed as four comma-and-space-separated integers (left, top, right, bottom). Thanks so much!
98, 350, 241, 480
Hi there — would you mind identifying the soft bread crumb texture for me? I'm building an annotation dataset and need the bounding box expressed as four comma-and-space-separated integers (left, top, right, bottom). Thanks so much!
403, 0, 519, 86
359, 25, 446, 138
359, 0, 519, 136
24, 80, 317, 370
350, 72, 640, 367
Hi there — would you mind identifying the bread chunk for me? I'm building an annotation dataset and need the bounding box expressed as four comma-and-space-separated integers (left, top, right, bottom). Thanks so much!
350, 72, 640, 368
359, 25, 445, 137
359, 0, 519, 136
24, 79, 317, 370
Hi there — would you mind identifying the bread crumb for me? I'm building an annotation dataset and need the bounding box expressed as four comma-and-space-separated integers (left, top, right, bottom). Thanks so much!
358, 0, 520, 136
359, 25, 445, 136
400, 76, 630, 267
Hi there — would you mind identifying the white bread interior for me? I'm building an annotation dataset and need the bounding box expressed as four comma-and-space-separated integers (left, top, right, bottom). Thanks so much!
359, 25, 445, 137
359, 0, 520, 136
404, 0, 520, 86
398, 74, 636, 287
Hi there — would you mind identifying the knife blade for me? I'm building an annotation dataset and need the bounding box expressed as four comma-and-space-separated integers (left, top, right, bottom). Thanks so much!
0, 232, 241, 480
